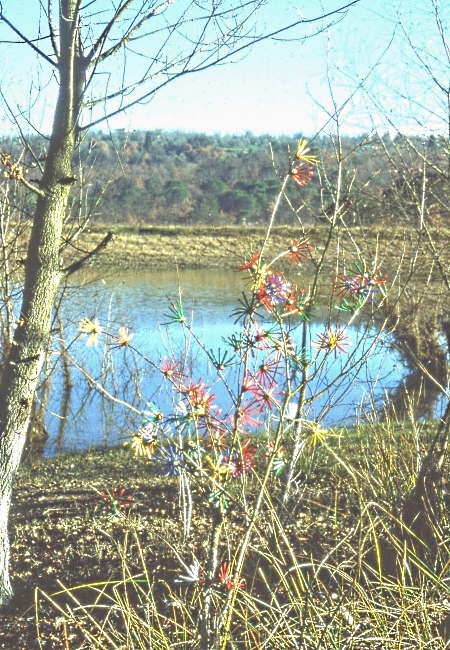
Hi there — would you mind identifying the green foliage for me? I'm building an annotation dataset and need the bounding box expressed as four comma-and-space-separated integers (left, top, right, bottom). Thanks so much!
218, 189, 256, 214
4, 129, 449, 229
196, 195, 221, 223
164, 180, 190, 206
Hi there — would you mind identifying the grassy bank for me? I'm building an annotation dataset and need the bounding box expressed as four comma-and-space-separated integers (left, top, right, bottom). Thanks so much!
71, 223, 450, 273
2, 421, 450, 648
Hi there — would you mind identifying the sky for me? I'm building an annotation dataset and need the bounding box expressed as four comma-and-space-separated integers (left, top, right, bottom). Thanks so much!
0, 0, 448, 137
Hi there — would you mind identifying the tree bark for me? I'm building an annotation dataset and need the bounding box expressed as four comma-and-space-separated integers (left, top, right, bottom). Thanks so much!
0, 0, 85, 607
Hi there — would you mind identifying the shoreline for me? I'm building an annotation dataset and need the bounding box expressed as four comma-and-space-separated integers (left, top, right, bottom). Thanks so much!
76, 224, 304, 269
70, 223, 429, 270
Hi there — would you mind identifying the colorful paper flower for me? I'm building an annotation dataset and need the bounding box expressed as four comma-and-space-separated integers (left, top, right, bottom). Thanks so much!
291, 163, 313, 187
163, 298, 186, 325
154, 444, 184, 476
217, 561, 245, 590
208, 487, 231, 511
255, 357, 283, 388
108, 326, 134, 349
314, 328, 350, 358
295, 138, 319, 165
128, 425, 157, 458
96, 487, 133, 517
236, 251, 261, 271
234, 399, 261, 430
287, 238, 313, 264
176, 561, 205, 586
78, 317, 102, 346
256, 271, 292, 311
160, 359, 184, 383
182, 379, 216, 418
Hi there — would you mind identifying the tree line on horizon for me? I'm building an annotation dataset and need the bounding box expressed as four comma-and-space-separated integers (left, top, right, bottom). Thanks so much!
2, 129, 449, 228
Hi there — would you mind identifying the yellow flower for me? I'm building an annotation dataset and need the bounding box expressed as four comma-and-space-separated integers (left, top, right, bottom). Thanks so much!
306, 422, 327, 448
295, 139, 319, 166
127, 433, 154, 458
78, 317, 102, 346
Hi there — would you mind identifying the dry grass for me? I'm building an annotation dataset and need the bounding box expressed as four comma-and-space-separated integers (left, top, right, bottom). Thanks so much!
66, 223, 450, 274
2, 421, 450, 648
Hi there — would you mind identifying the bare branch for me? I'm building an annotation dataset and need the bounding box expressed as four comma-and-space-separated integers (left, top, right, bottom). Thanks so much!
86, 0, 139, 65
62, 231, 113, 276
0, 5, 57, 67
82, 0, 360, 130
46, 0, 60, 57
88, 0, 263, 66
19, 176, 45, 197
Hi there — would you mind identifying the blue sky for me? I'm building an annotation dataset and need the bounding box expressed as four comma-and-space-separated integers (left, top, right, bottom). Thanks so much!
0, 0, 447, 136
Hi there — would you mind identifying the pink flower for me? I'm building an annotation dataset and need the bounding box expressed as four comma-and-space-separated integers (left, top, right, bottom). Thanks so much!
160, 359, 184, 382
233, 399, 261, 430
181, 379, 217, 419
255, 357, 282, 388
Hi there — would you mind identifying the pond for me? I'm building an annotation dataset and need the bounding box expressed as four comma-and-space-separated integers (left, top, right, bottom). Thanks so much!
43, 267, 415, 455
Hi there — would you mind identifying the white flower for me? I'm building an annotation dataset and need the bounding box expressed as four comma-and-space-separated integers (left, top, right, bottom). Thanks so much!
176, 560, 204, 584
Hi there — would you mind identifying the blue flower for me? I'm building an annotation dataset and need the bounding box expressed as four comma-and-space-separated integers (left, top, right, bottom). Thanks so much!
154, 444, 184, 476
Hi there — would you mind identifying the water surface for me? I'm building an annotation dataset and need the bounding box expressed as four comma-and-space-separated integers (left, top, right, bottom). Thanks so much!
44, 268, 407, 454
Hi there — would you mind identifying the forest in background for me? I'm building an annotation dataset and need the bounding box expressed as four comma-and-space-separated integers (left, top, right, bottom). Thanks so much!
1, 129, 449, 228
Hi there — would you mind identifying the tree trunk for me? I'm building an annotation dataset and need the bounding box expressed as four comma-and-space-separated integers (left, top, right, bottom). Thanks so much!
0, 0, 84, 607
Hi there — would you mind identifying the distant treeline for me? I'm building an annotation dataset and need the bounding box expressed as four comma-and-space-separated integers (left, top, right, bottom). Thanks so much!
2, 130, 449, 227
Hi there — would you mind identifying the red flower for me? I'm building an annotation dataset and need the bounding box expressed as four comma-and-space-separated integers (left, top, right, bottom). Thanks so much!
244, 322, 272, 351
256, 271, 292, 312
97, 487, 133, 511
236, 251, 261, 271
333, 274, 361, 299
226, 452, 252, 478
242, 371, 258, 394
287, 239, 313, 264
291, 164, 313, 187
354, 265, 387, 291
334, 264, 386, 300
283, 287, 305, 314
217, 561, 245, 590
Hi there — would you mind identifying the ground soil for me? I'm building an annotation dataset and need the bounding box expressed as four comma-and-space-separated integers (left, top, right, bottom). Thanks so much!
0, 445, 351, 648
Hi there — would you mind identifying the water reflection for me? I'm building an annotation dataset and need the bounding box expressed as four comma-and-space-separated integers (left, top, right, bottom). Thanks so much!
42, 268, 437, 455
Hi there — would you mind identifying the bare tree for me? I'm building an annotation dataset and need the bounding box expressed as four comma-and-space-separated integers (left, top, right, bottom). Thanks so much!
352, 0, 450, 574
0, 0, 360, 609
